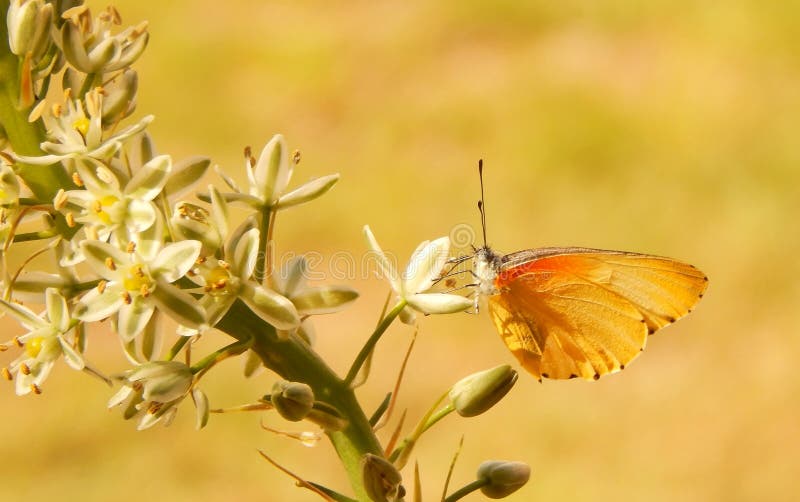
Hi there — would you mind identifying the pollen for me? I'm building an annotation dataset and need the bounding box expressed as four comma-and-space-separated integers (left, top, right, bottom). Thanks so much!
31, 383, 42, 395
54, 189, 68, 209
140, 284, 151, 298
2, 367, 12, 380
0, 343, 7, 352
13, 336, 23, 348
126, 241, 136, 254
73, 117, 91, 137
72, 172, 84, 187
97, 280, 107, 294
105, 257, 117, 271
292, 149, 302, 165
20, 363, 31, 375
66, 212, 76, 227
122, 291, 132, 304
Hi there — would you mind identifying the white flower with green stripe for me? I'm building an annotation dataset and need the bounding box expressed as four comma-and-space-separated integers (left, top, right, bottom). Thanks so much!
75, 238, 206, 341
0, 288, 84, 395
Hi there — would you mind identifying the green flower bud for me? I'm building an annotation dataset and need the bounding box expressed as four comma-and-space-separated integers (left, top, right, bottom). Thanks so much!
272, 380, 314, 422
0, 165, 21, 205
449, 365, 517, 417
7, 0, 53, 58
126, 361, 193, 403
476, 460, 531, 499
361, 453, 403, 502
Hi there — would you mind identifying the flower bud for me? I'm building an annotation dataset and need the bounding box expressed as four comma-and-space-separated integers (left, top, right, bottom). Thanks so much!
125, 361, 193, 403
449, 365, 517, 417
101, 68, 139, 125
361, 453, 403, 502
7, 0, 53, 58
476, 460, 531, 499
271, 380, 314, 422
0, 165, 21, 206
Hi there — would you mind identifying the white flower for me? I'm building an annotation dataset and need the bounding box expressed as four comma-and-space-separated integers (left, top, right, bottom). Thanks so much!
187, 215, 300, 332
363, 226, 473, 323
212, 134, 339, 211
57, 155, 170, 242
107, 361, 208, 430
14, 88, 153, 165
75, 238, 206, 341
0, 288, 84, 395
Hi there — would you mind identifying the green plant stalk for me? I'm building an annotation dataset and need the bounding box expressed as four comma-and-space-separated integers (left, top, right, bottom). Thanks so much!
0, 3, 74, 202
217, 300, 385, 502
443, 478, 489, 502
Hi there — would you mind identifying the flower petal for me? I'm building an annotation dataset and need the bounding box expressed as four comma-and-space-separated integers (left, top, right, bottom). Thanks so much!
251, 134, 290, 203
45, 288, 70, 333
117, 297, 155, 342
125, 199, 157, 233
275, 174, 339, 210
150, 280, 206, 329
241, 282, 300, 330
81, 240, 130, 280
125, 154, 172, 201
164, 156, 210, 198
402, 236, 450, 295
151, 240, 201, 283
233, 228, 260, 279
406, 293, 472, 315
291, 286, 359, 316
58, 335, 85, 370
363, 225, 400, 292
0, 298, 47, 330
75, 283, 125, 322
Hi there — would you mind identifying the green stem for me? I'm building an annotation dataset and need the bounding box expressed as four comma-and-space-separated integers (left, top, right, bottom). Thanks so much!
254, 206, 271, 284
444, 478, 490, 502
165, 336, 191, 362
216, 300, 385, 502
344, 300, 407, 386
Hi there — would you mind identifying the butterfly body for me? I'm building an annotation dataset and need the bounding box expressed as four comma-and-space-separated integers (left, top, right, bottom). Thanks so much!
474, 245, 708, 381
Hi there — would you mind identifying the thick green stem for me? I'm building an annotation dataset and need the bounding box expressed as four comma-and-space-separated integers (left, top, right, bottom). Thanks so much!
216, 300, 384, 502
1, 3, 75, 206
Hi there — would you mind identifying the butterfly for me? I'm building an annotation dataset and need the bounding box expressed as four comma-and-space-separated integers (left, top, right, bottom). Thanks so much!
470, 162, 708, 381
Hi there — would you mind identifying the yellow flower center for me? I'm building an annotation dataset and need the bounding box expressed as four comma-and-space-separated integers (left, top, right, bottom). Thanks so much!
92, 195, 119, 224
73, 117, 91, 137
25, 337, 43, 358
203, 265, 232, 296
122, 264, 154, 294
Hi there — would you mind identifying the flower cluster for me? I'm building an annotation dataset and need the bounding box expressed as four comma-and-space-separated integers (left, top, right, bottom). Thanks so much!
1, 3, 529, 501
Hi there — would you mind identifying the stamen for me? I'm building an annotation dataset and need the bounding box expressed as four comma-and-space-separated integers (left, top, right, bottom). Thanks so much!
126, 241, 136, 254
97, 280, 107, 294
20, 363, 31, 375
31, 383, 42, 395
140, 284, 150, 298
2, 367, 12, 380
65, 212, 76, 227
72, 172, 84, 187
292, 150, 302, 165
13, 336, 23, 348
54, 189, 68, 210
105, 257, 116, 271
122, 291, 132, 304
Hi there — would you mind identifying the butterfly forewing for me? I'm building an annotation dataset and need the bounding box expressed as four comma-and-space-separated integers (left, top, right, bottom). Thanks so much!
488, 248, 708, 380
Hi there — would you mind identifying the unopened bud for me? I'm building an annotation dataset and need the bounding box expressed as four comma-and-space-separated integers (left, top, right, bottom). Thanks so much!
449, 365, 517, 417
476, 460, 531, 499
101, 68, 138, 124
271, 380, 314, 422
361, 453, 403, 502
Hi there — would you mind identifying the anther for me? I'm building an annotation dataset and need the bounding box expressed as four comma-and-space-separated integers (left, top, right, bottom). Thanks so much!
2, 367, 12, 380
122, 291, 132, 304
54, 189, 68, 210
20, 363, 31, 375
105, 257, 116, 270
65, 213, 76, 227
292, 150, 301, 165
140, 284, 150, 298
31, 383, 42, 395
13, 336, 23, 348
97, 280, 107, 294
126, 241, 136, 254
72, 172, 84, 187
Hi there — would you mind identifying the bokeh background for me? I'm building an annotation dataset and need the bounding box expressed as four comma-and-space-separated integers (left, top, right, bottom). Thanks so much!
2, 1, 799, 501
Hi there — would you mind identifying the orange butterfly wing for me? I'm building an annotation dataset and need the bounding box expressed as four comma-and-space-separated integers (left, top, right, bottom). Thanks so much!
487, 248, 708, 381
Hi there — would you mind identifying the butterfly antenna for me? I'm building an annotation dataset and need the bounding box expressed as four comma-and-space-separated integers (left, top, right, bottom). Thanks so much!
478, 159, 488, 248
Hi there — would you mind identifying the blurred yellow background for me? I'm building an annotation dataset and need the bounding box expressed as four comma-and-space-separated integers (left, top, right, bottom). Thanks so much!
2, 1, 799, 501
